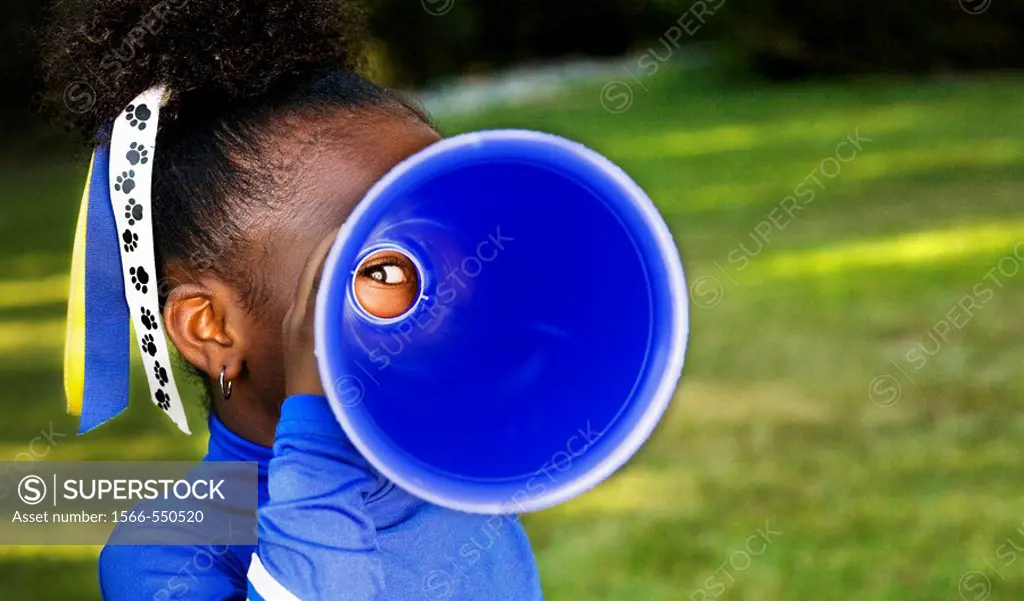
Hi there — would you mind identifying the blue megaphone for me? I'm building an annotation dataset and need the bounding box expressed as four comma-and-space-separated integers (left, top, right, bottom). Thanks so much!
315, 130, 688, 514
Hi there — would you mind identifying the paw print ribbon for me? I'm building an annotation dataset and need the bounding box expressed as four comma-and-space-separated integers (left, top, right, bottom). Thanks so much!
64, 86, 190, 434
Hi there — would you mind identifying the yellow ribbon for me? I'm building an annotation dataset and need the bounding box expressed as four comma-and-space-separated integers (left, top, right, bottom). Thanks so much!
64, 154, 93, 416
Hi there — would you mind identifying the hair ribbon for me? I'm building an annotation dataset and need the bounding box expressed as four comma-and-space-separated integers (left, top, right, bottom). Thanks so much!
64, 86, 191, 434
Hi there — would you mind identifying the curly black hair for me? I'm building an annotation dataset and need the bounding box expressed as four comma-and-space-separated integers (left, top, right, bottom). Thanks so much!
44, 0, 372, 141
42, 0, 434, 307
42, 0, 436, 407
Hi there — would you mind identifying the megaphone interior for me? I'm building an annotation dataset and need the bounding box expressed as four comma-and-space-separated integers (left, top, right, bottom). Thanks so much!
315, 130, 688, 514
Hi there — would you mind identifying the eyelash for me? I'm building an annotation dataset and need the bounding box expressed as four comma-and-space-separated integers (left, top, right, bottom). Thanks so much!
359, 257, 401, 272
359, 258, 410, 284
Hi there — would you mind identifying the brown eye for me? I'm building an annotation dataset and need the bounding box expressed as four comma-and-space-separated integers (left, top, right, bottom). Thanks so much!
362, 263, 409, 285
353, 250, 420, 319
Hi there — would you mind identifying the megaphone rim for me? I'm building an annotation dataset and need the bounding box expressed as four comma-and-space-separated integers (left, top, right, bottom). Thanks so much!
347, 242, 428, 324
315, 128, 689, 514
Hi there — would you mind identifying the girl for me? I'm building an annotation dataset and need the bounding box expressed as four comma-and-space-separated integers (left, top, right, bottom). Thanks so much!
44, 0, 543, 599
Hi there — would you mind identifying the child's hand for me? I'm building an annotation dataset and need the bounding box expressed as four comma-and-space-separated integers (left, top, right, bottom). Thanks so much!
282, 229, 340, 400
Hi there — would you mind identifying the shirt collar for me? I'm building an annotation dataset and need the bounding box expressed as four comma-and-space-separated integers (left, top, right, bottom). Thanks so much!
205, 413, 275, 466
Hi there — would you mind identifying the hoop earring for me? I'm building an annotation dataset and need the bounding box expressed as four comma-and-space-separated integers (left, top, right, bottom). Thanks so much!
219, 367, 233, 401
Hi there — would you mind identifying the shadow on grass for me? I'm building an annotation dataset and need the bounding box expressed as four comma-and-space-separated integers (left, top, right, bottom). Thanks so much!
0, 359, 209, 458
0, 555, 100, 601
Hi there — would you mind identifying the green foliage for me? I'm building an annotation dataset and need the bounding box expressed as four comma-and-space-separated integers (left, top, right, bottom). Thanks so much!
6, 0, 1024, 128
367, 0, 1024, 83
367, 0, 677, 84
712, 0, 1024, 79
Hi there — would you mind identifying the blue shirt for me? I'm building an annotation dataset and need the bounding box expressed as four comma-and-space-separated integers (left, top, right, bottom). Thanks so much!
99, 395, 543, 600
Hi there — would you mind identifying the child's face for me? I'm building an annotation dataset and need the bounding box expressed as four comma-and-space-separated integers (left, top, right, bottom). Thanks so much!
163, 110, 441, 445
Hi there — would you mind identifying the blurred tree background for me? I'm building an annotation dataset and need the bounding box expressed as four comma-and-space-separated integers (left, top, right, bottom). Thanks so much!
4, 2, 1024, 600
4, 0, 1024, 138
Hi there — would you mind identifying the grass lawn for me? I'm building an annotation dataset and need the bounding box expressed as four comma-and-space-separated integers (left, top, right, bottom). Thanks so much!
1, 71, 1023, 600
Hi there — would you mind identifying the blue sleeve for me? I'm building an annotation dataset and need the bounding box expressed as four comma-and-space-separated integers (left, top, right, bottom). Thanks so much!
247, 395, 385, 601
100, 543, 247, 601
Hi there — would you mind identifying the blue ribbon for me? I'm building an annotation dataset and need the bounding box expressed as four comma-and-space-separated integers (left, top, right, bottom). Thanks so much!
79, 144, 131, 433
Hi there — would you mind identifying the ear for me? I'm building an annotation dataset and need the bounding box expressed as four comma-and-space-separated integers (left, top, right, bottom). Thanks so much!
162, 275, 248, 384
